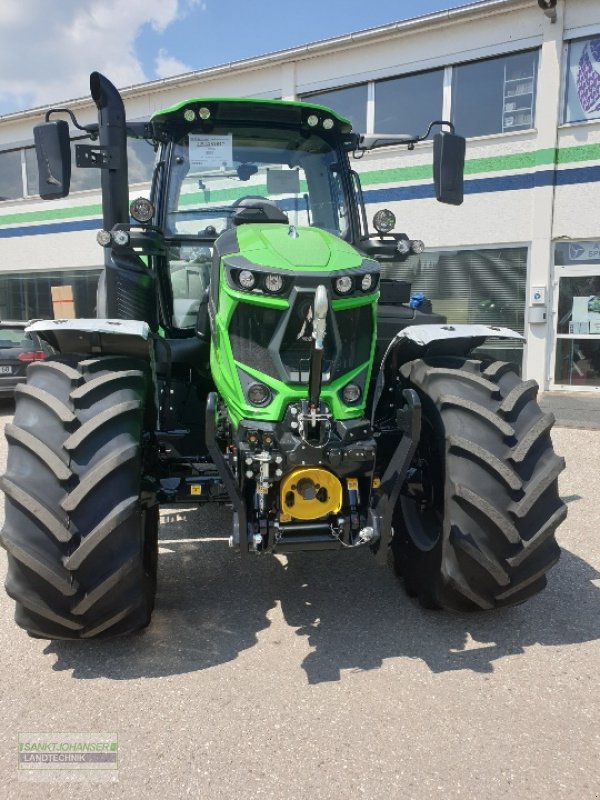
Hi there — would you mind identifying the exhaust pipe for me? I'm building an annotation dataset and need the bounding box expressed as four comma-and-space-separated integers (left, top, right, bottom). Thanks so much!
90, 72, 129, 231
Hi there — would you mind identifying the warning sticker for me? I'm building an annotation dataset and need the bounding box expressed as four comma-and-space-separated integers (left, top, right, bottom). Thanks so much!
189, 134, 233, 170
190, 485, 202, 495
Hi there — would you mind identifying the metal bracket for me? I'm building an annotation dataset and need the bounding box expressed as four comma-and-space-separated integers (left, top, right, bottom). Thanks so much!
205, 392, 248, 564
75, 143, 121, 169
370, 388, 421, 564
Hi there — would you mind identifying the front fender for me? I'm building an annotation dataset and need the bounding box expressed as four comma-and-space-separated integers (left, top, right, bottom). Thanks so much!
26, 318, 152, 358
383, 323, 524, 362
370, 324, 524, 422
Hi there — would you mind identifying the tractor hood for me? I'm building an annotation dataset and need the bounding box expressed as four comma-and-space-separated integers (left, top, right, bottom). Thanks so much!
231, 224, 368, 272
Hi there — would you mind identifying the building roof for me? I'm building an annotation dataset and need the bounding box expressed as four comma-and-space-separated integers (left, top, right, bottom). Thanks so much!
0, 0, 529, 123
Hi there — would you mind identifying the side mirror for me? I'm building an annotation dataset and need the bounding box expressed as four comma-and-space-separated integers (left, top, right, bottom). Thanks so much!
33, 120, 71, 199
433, 131, 465, 206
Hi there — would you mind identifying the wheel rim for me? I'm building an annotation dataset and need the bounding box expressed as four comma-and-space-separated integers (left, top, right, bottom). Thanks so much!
399, 421, 443, 553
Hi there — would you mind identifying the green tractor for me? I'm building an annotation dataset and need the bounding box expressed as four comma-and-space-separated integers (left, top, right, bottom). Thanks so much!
0, 73, 566, 639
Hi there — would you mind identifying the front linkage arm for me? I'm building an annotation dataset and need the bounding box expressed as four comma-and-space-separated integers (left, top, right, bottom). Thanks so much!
369, 388, 421, 564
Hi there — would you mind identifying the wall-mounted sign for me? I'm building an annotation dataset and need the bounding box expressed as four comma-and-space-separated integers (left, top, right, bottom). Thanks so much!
555, 241, 600, 266
565, 38, 600, 123
569, 242, 600, 261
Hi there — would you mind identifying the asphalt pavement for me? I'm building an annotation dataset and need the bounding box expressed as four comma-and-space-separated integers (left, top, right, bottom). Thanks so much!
0, 397, 598, 800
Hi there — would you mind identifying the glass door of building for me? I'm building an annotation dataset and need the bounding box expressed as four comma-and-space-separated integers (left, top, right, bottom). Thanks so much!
551, 242, 600, 390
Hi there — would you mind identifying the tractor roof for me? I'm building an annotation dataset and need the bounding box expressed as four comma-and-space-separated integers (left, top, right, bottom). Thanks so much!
151, 97, 353, 133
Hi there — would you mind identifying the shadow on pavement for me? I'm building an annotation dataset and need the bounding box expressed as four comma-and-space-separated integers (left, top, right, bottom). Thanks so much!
43, 505, 600, 683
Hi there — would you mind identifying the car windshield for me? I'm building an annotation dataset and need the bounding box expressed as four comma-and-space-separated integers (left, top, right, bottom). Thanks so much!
0, 328, 30, 348
165, 125, 350, 239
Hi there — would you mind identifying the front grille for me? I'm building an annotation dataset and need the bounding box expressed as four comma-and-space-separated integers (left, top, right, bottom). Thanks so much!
229, 304, 284, 379
333, 306, 373, 378
279, 296, 335, 382
228, 294, 373, 383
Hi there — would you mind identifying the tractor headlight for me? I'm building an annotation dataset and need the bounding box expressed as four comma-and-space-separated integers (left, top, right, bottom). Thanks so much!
247, 382, 272, 406
96, 229, 112, 247
264, 273, 284, 293
342, 383, 362, 404
373, 209, 396, 234
112, 229, 130, 247
410, 239, 425, 254
334, 275, 353, 295
238, 270, 256, 290
361, 274, 373, 291
396, 238, 411, 255
130, 197, 154, 223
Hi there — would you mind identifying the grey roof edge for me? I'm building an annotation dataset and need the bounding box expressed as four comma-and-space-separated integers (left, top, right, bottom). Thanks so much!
0, 0, 530, 124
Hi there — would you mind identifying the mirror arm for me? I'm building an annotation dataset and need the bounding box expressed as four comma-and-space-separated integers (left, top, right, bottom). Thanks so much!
352, 119, 456, 157
416, 119, 455, 140
44, 108, 98, 140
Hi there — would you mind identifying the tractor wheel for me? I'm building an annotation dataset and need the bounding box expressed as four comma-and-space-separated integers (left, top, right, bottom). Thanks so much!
390, 357, 566, 611
1, 355, 158, 639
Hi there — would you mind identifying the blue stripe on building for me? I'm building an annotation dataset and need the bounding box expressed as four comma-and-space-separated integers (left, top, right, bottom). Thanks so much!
0, 165, 599, 239
0, 218, 103, 238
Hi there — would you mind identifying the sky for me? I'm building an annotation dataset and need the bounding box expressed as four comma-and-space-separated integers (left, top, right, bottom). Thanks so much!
0, 0, 476, 116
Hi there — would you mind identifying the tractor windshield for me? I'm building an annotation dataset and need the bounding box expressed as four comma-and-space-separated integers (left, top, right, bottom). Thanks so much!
164, 125, 350, 239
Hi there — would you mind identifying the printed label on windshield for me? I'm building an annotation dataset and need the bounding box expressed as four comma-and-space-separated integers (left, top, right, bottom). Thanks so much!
188, 134, 233, 170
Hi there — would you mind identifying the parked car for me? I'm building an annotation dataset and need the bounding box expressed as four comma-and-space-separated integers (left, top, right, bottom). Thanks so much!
0, 322, 48, 398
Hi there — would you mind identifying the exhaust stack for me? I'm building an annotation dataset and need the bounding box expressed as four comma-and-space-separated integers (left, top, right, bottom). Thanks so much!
90, 72, 129, 231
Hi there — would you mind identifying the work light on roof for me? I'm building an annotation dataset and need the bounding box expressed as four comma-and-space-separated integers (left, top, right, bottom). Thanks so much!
307, 114, 319, 127
183, 108, 196, 122
198, 107, 211, 120
322, 118, 334, 130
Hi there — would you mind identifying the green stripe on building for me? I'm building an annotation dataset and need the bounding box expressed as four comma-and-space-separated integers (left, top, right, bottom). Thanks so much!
1, 141, 599, 227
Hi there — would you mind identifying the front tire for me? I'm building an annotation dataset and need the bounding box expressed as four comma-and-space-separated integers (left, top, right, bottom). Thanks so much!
391, 357, 566, 611
1, 355, 158, 639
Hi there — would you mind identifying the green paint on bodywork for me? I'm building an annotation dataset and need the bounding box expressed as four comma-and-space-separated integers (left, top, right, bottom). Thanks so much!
234, 224, 365, 271
210, 245, 378, 428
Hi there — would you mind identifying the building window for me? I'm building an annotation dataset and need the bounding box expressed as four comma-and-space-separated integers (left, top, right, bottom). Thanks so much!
302, 83, 368, 133
22, 138, 155, 198
24, 148, 39, 197
128, 139, 156, 185
564, 37, 600, 124
374, 69, 444, 137
553, 241, 600, 387
0, 149, 23, 201
383, 247, 528, 369
452, 50, 539, 138
0, 268, 102, 320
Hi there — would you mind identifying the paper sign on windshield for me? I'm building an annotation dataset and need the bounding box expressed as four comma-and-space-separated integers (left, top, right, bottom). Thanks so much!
189, 134, 233, 170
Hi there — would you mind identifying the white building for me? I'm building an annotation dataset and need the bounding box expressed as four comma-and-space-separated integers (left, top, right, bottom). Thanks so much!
1, 0, 599, 392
